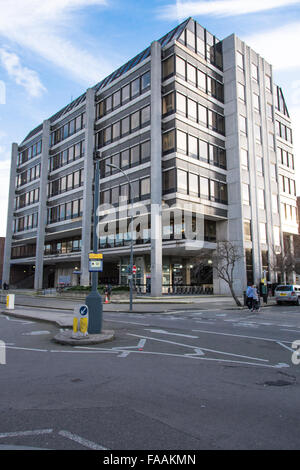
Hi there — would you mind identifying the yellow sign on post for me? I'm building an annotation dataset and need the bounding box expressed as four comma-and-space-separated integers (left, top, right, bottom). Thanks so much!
89, 253, 103, 260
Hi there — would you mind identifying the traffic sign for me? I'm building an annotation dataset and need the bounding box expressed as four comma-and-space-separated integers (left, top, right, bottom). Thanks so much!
79, 305, 89, 317
89, 259, 103, 272
132, 265, 137, 274
89, 253, 103, 260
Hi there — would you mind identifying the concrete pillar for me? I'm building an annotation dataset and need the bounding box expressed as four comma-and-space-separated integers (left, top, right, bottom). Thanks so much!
150, 41, 163, 297
34, 120, 50, 290
2, 143, 18, 285
81, 88, 95, 286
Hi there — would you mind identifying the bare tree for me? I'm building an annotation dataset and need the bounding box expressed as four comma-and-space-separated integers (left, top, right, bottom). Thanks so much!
269, 243, 295, 284
193, 241, 244, 306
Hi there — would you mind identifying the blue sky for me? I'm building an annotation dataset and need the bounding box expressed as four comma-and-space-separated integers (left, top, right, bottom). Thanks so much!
0, 0, 300, 237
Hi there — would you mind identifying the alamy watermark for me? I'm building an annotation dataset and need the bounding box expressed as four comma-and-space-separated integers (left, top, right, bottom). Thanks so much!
291, 340, 300, 365
0, 340, 6, 365
0, 80, 6, 105
96, 200, 205, 249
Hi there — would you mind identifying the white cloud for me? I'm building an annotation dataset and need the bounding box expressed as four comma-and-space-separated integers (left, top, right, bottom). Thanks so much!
244, 22, 300, 70
0, 0, 113, 86
0, 48, 46, 97
159, 0, 300, 20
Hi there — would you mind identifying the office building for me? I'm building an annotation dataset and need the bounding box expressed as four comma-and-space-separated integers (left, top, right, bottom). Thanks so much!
3, 18, 298, 295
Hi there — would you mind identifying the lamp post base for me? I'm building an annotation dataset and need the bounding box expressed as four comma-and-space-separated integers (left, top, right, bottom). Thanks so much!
85, 290, 103, 334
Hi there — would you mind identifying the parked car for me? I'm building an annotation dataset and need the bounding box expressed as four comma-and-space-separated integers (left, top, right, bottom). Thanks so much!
275, 285, 300, 305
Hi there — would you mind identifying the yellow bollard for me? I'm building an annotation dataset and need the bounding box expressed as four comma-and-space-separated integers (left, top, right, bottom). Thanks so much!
73, 317, 79, 334
80, 318, 88, 336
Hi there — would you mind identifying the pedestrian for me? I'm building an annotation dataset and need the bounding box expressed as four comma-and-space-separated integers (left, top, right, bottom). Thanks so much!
261, 284, 268, 304
107, 283, 112, 302
252, 285, 260, 312
246, 283, 253, 310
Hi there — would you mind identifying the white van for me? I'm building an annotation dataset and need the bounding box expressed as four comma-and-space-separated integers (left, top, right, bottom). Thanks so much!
275, 285, 300, 305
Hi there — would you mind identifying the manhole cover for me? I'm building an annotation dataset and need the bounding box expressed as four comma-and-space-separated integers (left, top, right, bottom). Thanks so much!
264, 380, 293, 387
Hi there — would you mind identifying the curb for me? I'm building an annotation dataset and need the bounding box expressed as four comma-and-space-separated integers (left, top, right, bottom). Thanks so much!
53, 329, 115, 346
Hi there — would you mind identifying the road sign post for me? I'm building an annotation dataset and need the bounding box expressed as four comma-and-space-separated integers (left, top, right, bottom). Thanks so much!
85, 160, 103, 334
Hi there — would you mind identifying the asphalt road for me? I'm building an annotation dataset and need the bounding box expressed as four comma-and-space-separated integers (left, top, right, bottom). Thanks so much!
0, 304, 300, 450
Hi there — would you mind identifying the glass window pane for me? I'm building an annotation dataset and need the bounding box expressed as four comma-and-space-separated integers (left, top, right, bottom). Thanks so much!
141, 71, 150, 90
197, 70, 206, 91
199, 140, 208, 162
121, 116, 130, 136
131, 111, 140, 131
131, 78, 140, 98
162, 130, 175, 153
188, 135, 198, 158
177, 169, 187, 193
188, 99, 197, 121
141, 141, 150, 161
162, 93, 175, 115
112, 121, 120, 140
163, 56, 174, 79
130, 145, 140, 166
177, 130, 187, 154
121, 149, 130, 168
187, 63, 196, 85
141, 106, 150, 125
122, 84, 130, 103
141, 177, 150, 196
176, 56, 186, 79
189, 173, 198, 196
176, 93, 186, 116
199, 105, 207, 126
113, 90, 121, 108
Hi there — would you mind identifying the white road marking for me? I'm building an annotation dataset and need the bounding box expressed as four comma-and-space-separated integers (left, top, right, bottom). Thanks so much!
5, 345, 48, 352
276, 342, 296, 354
4, 316, 34, 325
0, 429, 53, 439
145, 329, 199, 339
58, 430, 108, 450
128, 333, 269, 362
108, 319, 150, 326
22, 331, 50, 336
280, 328, 300, 333
192, 328, 296, 345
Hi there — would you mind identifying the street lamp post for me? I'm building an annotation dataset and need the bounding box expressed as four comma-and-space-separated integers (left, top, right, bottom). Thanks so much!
85, 158, 102, 333
106, 163, 134, 312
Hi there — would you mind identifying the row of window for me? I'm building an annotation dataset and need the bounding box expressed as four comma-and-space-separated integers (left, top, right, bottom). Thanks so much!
176, 129, 226, 168
96, 105, 150, 148
176, 56, 224, 102
281, 203, 298, 222
276, 120, 293, 144
278, 147, 294, 169
96, 71, 151, 120
100, 140, 150, 176
16, 163, 41, 188
47, 198, 83, 224
175, 20, 223, 70
237, 84, 274, 120
100, 177, 151, 205
48, 169, 84, 198
162, 55, 224, 103
176, 168, 227, 203
17, 140, 42, 167
44, 238, 82, 255
162, 167, 227, 204
176, 91, 225, 135
13, 212, 38, 233
279, 175, 296, 196
15, 188, 40, 210
50, 113, 86, 147
98, 217, 218, 249
236, 53, 272, 93
11, 244, 36, 259
49, 140, 85, 172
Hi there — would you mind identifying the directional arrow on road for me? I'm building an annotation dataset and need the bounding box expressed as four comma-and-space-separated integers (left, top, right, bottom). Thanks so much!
145, 329, 199, 339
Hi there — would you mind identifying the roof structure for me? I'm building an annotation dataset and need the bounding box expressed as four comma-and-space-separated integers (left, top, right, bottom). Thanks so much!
22, 18, 191, 144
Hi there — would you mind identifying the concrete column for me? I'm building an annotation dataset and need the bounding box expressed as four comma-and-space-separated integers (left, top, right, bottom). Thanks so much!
81, 88, 95, 286
2, 143, 18, 285
34, 120, 50, 290
150, 41, 163, 297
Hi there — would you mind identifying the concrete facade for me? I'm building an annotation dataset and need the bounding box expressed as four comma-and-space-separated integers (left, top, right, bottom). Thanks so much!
3, 18, 298, 295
